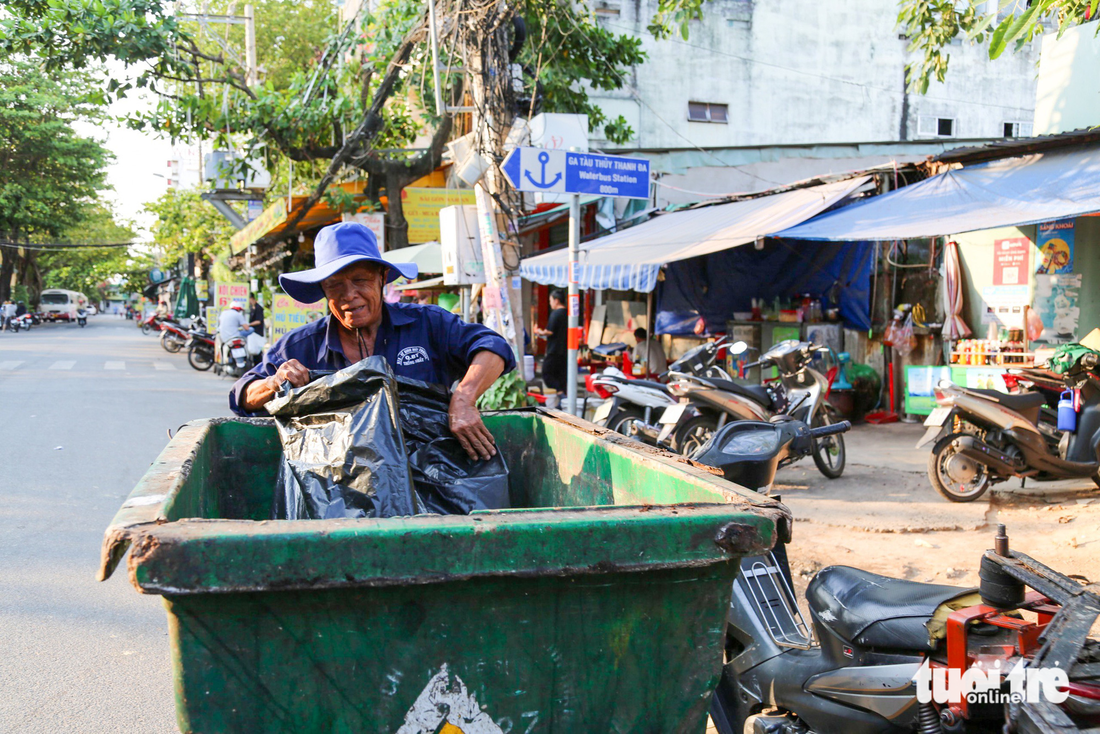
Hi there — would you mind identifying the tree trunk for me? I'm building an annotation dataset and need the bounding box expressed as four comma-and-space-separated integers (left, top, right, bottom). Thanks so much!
385, 169, 409, 250
0, 244, 15, 304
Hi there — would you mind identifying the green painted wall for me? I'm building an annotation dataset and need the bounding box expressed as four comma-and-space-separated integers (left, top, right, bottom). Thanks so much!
955, 218, 1097, 341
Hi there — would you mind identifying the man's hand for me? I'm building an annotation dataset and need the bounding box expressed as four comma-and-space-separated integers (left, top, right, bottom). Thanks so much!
449, 392, 496, 461
242, 358, 311, 411
271, 359, 310, 391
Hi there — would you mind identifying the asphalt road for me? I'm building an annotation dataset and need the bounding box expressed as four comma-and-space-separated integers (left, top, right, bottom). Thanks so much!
0, 317, 232, 733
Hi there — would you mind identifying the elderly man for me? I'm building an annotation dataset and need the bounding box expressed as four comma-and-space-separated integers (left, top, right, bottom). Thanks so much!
229, 222, 514, 461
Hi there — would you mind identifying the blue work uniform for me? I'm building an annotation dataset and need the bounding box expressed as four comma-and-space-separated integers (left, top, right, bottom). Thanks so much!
229, 302, 515, 416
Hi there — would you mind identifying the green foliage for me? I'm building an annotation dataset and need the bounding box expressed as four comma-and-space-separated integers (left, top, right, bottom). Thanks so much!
0, 59, 111, 240
36, 204, 150, 300
477, 371, 533, 411
145, 188, 239, 263
897, 0, 1096, 93
648, 0, 708, 40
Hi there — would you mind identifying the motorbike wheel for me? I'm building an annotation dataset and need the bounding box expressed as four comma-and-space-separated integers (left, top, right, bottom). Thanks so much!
606, 408, 645, 439
675, 414, 718, 457
811, 407, 846, 479
161, 332, 184, 353
188, 345, 214, 371
928, 432, 992, 502
141, 323, 153, 336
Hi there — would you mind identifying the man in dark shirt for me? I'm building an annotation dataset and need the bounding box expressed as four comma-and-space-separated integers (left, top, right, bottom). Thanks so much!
229, 222, 515, 460
535, 289, 568, 392
248, 293, 265, 337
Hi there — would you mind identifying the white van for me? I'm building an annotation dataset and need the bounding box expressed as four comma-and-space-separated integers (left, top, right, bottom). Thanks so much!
39, 289, 88, 322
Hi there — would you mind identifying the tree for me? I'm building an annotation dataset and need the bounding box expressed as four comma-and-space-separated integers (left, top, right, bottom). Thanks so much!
144, 188, 239, 275
897, 0, 1099, 93
0, 0, 689, 250
35, 205, 150, 303
0, 59, 112, 302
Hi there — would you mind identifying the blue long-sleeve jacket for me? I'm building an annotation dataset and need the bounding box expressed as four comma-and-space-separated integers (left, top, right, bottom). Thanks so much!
229, 302, 515, 416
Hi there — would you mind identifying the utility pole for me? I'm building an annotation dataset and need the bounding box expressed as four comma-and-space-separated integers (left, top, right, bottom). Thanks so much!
244, 5, 258, 88
463, 15, 524, 362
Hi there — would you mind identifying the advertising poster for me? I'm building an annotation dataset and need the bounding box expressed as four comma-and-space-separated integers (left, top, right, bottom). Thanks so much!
195, 280, 209, 302
208, 282, 249, 328
270, 294, 326, 342
1036, 219, 1075, 274
992, 237, 1031, 286
402, 188, 476, 243
1032, 273, 1081, 344
904, 365, 952, 415
979, 284, 1029, 326
341, 211, 386, 252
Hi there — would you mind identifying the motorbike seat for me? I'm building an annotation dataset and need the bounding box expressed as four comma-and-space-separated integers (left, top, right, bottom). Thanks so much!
702, 377, 773, 408
806, 566, 976, 652
606, 375, 670, 394
963, 388, 1047, 424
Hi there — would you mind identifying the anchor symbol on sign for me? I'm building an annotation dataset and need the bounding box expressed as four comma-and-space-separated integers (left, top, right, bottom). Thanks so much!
524, 151, 562, 189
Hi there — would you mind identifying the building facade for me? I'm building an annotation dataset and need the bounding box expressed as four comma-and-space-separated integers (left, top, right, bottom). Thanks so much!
587, 0, 1039, 203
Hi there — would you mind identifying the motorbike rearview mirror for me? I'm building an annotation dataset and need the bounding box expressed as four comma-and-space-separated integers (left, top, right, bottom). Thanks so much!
729, 341, 749, 356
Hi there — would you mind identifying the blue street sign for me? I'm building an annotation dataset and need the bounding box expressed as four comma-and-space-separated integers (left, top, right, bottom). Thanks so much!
501, 147, 650, 199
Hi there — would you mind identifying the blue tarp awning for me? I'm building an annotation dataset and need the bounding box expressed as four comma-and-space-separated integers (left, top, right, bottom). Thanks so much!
776, 145, 1100, 241
519, 177, 870, 292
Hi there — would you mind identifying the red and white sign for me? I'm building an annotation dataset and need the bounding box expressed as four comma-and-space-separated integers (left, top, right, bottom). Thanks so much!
993, 237, 1031, 286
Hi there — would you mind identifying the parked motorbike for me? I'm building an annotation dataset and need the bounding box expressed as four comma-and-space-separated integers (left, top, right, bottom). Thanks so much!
663, 339, 846, 478
587, 338, 736, 442
76, 308, 87, 328
159, 320, 191, 353
694, 418, 1100, 734
139, 312, 174, 335
186, 326, 216, 372
917, 348, 1100, 502
587, 365, 678, 438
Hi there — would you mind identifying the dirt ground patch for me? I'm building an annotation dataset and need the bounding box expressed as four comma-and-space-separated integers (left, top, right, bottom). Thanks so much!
772, 422, 1100, 598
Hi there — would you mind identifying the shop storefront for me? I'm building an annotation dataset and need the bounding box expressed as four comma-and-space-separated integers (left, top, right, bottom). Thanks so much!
779, 139, 1100, 415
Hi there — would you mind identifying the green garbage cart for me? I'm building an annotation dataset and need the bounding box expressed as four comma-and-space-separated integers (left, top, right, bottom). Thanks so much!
99, 410, 790, 734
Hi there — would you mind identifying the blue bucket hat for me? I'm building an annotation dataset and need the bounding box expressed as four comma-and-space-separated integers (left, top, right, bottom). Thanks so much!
279, 222, 418, 303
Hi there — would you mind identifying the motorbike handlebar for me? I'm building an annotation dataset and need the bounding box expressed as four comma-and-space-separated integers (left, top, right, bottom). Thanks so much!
809, 420, 851, 439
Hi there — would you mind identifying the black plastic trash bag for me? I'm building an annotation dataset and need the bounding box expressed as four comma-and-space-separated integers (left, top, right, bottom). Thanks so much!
267, 357, 419, 519
396, 377, 511, 515
266, 357, 510, 520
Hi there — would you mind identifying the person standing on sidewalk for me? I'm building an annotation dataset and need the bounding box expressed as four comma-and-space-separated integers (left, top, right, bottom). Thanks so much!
535, 289, 568, 394
247, 293, 265, 338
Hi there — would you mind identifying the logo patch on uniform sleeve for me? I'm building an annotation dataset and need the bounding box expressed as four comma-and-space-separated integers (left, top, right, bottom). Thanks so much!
396, 346, 430, 366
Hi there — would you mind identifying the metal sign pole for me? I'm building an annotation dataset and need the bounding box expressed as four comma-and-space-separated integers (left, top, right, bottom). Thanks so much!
567, 193, 580, 416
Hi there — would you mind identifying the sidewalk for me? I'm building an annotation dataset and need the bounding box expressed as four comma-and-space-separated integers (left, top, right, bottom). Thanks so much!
774, 421, 1100, 594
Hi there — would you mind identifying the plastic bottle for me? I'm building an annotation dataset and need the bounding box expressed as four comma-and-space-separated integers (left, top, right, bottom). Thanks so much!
1058, 390, 1077, 432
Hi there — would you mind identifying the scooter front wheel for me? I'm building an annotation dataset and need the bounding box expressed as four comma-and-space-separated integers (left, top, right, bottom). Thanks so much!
141, 323, 153, 335
675, 414, 718, 457
928, 432, 992, 502
811, 408, 846, 479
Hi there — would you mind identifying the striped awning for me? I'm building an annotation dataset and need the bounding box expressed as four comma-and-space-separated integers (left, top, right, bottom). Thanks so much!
519, 176, 869, 292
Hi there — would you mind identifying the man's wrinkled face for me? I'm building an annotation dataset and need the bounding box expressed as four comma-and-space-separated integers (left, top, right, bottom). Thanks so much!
322, 262, 386, 330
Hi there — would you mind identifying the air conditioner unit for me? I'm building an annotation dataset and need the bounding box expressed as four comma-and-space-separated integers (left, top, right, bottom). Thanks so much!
440, 205, 485, 286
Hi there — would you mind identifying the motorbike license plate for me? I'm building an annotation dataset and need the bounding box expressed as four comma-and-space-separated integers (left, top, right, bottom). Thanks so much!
659, 403, 687, 424
592, 400, 614, 425
924, 407, 951, 427
231, 347, 246, 358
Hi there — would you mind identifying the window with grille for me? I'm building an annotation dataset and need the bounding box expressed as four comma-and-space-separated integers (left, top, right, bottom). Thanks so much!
687, 102, 729, 123
1003, 121, 1033, 138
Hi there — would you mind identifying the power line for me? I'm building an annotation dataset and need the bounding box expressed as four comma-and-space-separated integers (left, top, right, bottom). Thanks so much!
0, 241, 140, 250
